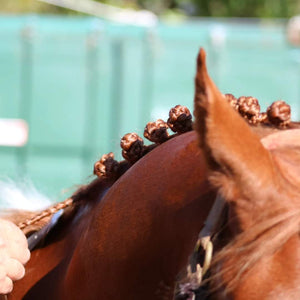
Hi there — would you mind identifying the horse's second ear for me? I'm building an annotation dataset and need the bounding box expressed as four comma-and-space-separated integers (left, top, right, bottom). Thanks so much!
261, 129, 300, 187
193, 48, 276, 188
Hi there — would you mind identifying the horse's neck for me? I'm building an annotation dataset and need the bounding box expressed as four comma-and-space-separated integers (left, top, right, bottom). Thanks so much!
60, 132, 215, 300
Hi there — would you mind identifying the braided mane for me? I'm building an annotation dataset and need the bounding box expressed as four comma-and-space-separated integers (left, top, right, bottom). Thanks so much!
94, 97, 298, 181
11, 97, 299, 239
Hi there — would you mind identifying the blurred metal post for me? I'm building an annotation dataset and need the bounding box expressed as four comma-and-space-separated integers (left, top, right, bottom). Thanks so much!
17, 22, 35, 175
110, 39, 124, 150
139, 28, 155, 130
82, 21, 104, 175
208, 25, 227, 87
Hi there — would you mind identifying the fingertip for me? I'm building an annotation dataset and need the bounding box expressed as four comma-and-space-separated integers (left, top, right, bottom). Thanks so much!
0, 277, 13, 295
21, 248, 31, 265
7, 259, 25, 281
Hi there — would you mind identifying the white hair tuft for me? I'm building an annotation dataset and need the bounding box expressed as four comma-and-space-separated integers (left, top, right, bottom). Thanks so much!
0, 179, 51, 211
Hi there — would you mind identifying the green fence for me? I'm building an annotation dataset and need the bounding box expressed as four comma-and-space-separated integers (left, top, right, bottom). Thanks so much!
0, 15, 299, 199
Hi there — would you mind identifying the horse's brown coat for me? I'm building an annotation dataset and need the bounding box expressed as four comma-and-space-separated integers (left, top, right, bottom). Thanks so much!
8, 48, 300, 300
10, 132, 216, 300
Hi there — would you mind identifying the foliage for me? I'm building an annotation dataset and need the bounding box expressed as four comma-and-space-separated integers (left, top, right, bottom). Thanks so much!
0, 0, 75, 14
189, 0, 300, 18
1, 0, 300, 18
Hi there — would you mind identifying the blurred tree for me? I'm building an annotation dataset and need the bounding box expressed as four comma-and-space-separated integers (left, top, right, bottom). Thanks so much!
1, 0, 78, 14
105, 0, 300, 18
1, 0, 300, 18
94, 0, 300, 18
189, 0, 299, 18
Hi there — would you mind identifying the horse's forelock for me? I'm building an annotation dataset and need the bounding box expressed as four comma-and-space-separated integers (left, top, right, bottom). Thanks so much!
206, 141, 300, 293
209, 198, 300, 294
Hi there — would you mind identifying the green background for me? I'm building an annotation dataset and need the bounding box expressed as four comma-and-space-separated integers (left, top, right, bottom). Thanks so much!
0, 15, 299, 200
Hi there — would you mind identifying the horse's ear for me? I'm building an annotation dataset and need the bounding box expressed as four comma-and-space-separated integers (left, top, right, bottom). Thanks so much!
193, 48, 276, 191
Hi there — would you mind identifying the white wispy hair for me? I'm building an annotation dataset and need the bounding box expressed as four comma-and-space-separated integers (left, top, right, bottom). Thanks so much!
0, 179, 51, 211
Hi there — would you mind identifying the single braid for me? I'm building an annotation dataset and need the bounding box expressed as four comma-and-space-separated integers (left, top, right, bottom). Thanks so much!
120, 133, 145, 164
144, 119, 169, 144
94, 152, 120, 178
267, 100, 291, 128
167, 105, 193, 133
237, 96, 261, 124
18, 197, 74, 230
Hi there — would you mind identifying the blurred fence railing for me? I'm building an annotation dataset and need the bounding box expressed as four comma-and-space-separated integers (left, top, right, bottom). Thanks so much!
0, 15, 299, 198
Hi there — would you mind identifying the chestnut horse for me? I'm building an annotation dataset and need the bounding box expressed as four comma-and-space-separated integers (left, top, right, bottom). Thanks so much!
7, 48, 300, 300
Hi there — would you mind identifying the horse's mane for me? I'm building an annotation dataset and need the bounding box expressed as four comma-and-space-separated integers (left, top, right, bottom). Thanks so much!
4, 98, 300, 261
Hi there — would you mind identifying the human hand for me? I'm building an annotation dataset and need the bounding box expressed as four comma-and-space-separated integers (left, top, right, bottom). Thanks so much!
0, 219, 30, 294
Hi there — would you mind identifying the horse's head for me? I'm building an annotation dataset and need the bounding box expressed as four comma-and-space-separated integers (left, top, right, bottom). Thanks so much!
194, 48, 300, 299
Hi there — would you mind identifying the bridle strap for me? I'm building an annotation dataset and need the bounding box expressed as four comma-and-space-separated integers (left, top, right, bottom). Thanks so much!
27, 209, 64, 251
197, 194, 226, 243
175, 193, 226, 299
191, 193, 226, 279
